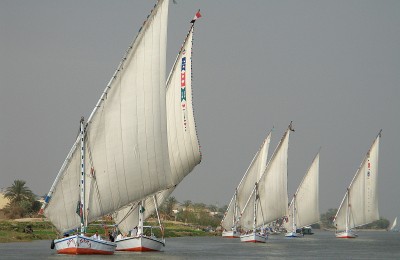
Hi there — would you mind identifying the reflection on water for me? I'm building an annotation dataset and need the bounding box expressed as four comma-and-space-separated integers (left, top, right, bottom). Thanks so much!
1, 231, 400, 259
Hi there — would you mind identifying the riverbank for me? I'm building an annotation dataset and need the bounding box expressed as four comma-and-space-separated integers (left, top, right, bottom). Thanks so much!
0, 218, 218, 243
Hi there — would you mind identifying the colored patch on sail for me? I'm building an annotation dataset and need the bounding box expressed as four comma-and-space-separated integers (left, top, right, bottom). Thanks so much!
367, 159, 371, 177
181, 54, 187, 130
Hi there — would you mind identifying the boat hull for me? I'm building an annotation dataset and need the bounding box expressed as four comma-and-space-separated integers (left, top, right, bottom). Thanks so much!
240, 233, 268, 243
335, 231, 358, 238
222, 230, 240, 238
116, 235, 165, 252
54, 234, 116, 255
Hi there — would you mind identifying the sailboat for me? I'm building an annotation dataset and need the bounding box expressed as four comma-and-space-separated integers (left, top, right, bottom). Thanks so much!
221, 130, 271, 238
40, 0, 179, 254
113, 14, 202, 252
239, 123, 293, 243
114, 189, 172, 252
333, 131, 381, 238
284, 152, 320, 237
390, 217, 398, 232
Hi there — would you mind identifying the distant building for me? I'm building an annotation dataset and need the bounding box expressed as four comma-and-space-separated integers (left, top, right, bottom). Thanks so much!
0, 192, 10, 210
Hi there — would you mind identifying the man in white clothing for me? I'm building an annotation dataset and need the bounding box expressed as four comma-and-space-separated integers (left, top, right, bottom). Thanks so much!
91, 231, 101, 240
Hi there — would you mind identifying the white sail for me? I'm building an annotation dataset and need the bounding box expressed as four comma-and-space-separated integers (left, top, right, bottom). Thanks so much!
165, 25, 202, 185
240, 126, 291, 230
334, 131, 381, 231
114, 23, 201, 233
115, 188, 174, 234
284, 152, 320, 231
43, 0, 173, 233
221, 132, 271, 231
390, 217, 397, 231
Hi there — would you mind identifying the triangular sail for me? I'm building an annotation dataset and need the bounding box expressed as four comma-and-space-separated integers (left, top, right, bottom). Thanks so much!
42, 0, 172, 233
390, 217, 397, 231
284, 152, 320, 231
221, 131, 271, 231
114, 23, 201, 233
334, 131, 381, 231
240, 126, 291, 230
115, 188, 174, 234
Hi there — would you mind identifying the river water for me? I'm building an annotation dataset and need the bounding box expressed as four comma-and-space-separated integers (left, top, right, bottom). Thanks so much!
1, 231, 399, 259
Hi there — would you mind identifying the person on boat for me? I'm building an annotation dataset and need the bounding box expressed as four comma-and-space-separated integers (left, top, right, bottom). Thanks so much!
108, 232, 115, 242
131, 226, 138, 237
116, 233, 123, 241
91, 231, 101, 240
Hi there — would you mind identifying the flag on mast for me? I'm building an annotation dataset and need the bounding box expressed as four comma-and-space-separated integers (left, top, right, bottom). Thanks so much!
191, 10, 202, 23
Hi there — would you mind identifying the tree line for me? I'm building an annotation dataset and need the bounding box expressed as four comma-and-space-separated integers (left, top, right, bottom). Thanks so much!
0, 180, 391, 230
1, 180, 42, 218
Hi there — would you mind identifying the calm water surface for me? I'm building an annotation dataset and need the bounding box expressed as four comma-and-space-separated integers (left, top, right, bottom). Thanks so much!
1, 231, 399, 259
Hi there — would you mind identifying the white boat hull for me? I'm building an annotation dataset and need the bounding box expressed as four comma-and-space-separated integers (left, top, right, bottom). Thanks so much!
335, 231, 358, 238
285, 231, 302, 238
222, 230, 240, 238
54, 234, 116, 255
240, 233, 268, 243
116, 235, 165, 252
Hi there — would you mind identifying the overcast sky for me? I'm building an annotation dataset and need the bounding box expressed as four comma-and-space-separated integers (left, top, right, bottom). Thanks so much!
1, 0, 399, 222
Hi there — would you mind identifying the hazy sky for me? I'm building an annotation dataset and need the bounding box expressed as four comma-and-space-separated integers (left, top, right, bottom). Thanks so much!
1, 1, 399, 222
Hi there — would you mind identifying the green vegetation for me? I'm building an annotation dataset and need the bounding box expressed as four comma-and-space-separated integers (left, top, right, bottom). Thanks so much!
0, 220, 56, 243
0, 180, 391, 243
2, 180, 42, 219
156, 196, 224, 229
0, 219, 216, 243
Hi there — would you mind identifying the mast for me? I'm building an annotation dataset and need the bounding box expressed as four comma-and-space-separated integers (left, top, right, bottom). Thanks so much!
233, 190, 238, 230
292, 195, 296, 233
138, 201, 144, 236
345, 188, 350, 233
253, 183, 258, 232
79, 117, 86, 235
153, 195, 163, 238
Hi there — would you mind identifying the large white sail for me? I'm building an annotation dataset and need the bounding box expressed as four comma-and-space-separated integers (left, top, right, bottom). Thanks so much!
221, 131, 271, 231
334, 131, 381, 231
284, 152, 320, 231
165, 25, 202, 185
240, 126, 291, 230
114, 23, 201, 233
43, 0, 173, 233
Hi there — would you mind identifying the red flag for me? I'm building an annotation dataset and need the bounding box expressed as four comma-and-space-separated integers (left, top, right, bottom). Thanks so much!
191, 10, 202, 23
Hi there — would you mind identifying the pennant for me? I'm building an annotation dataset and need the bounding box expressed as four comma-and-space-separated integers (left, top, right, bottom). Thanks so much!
191, 10, 202, 23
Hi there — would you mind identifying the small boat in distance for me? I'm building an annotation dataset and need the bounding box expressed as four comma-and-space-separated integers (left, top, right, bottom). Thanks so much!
390, 217, 398, 232
221, 130, 272, 238
300, 226, 314, 235
333, 131, 381, 238
239, 123, 293, 243
284, 152, 320, 238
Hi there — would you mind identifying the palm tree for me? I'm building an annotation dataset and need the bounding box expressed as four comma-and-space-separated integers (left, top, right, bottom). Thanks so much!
4, 180, 35, 205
